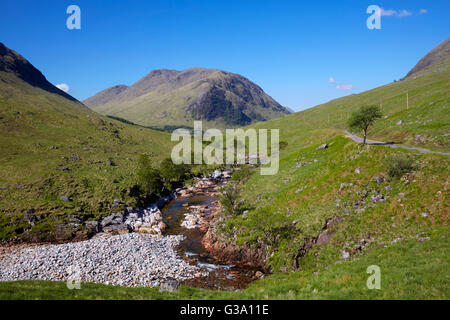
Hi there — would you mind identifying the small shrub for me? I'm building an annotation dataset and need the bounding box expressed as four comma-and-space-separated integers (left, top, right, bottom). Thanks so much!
137, 154, 163, 197
159, 157, 189, 190
279, 141, 288, 150
81, 178, 90, 189
383, 154, 414, 178
231, 165, 253, 184
219, 183, 244, 216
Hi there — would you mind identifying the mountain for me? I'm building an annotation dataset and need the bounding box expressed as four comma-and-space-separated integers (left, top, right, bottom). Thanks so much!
405, 38, 450, 78
0, 43, 172, 242
0, 43, 76, 101
84, 68, 290, 130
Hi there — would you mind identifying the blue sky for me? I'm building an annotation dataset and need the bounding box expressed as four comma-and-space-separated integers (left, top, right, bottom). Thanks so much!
0, 0, 448, 111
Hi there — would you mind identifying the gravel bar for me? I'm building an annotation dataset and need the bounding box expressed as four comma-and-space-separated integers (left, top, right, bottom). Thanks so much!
0, 233, 207, 287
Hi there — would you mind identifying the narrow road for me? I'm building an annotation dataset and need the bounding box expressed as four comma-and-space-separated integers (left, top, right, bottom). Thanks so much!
344, 131, 450, 156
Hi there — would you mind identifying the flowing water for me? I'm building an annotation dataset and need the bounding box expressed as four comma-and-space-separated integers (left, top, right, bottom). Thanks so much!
161, 183, 259, 290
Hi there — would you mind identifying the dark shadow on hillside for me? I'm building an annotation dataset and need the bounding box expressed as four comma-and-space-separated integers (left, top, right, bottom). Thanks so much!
0, 42, 77, 102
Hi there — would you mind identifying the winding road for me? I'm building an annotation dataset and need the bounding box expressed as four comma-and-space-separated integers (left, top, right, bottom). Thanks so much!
344, 131, 450, 157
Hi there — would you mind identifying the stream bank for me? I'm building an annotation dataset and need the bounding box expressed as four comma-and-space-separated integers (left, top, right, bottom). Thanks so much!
0, 169, 267, 290
161, 170, 266, 290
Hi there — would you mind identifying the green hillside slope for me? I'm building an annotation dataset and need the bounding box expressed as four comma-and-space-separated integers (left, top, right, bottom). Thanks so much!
0, 43, 172, 242
250, 43, 449, 153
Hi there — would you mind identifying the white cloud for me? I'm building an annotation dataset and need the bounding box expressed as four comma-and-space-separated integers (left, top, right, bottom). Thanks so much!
55, 83, 70, 92
380, 8, 412, 18
335, 83, 354, 91
328, 77, 336, 84
380, 8, 397, 17
418, 9, 428, 15
397, 9, 412, 17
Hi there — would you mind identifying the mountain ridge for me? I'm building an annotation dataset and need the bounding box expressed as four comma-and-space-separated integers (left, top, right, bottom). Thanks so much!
0, 42, 77, 101
405, 38, 450, 78
84, 67, 290, 129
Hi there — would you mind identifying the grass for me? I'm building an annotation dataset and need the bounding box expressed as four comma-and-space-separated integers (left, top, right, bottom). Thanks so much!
222, 135, 449, 272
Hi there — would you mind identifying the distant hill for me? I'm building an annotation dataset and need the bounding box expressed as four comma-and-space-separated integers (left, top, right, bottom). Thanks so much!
0, 42, 171, 242
405, 38, 450, 78
84, 68, 290, 130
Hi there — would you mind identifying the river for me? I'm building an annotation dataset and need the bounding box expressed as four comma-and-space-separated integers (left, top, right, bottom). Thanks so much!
161, 179, 259, 290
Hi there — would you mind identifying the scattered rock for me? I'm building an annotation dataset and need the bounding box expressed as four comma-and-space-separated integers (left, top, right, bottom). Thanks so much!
371, 194, 385, 203
69, 154, 81, 160
124, 205, 167, 235
295, 186, 306, 194
23, 212, 38, 225
391, 238, 402, 245
60, 195, 70, 202
396, 120, 403, 125
316, 230, 332, 245
84, 221, 99, 234
414, 135, 426, 145
222, 171, 232, 178
374, 175, 385, 184
316, 144, 328, 150
341, 251, 350, 259
212, 170, 222, 179
159, 278, 180, 292
102, 224, 129, 235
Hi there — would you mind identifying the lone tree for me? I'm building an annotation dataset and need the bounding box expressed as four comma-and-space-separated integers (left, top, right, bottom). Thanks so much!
347, 105, 382, 145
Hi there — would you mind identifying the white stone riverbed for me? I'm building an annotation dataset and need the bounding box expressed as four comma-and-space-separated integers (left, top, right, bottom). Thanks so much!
0, 233, 208, 287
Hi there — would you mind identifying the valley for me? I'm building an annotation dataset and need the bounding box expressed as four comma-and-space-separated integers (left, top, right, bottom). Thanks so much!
0, 37, 449, 300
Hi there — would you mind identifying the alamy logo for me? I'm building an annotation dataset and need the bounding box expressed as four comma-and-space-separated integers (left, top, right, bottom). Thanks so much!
66, 5, 81, 30
366, 5, 381, 30
171, 121, 279, 175
366, 265, 381, 289
66, 265, 81, 290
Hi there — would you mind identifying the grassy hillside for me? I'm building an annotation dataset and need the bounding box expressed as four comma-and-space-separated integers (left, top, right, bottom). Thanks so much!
0, 69, 172, 242
249, 60, 449, 153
